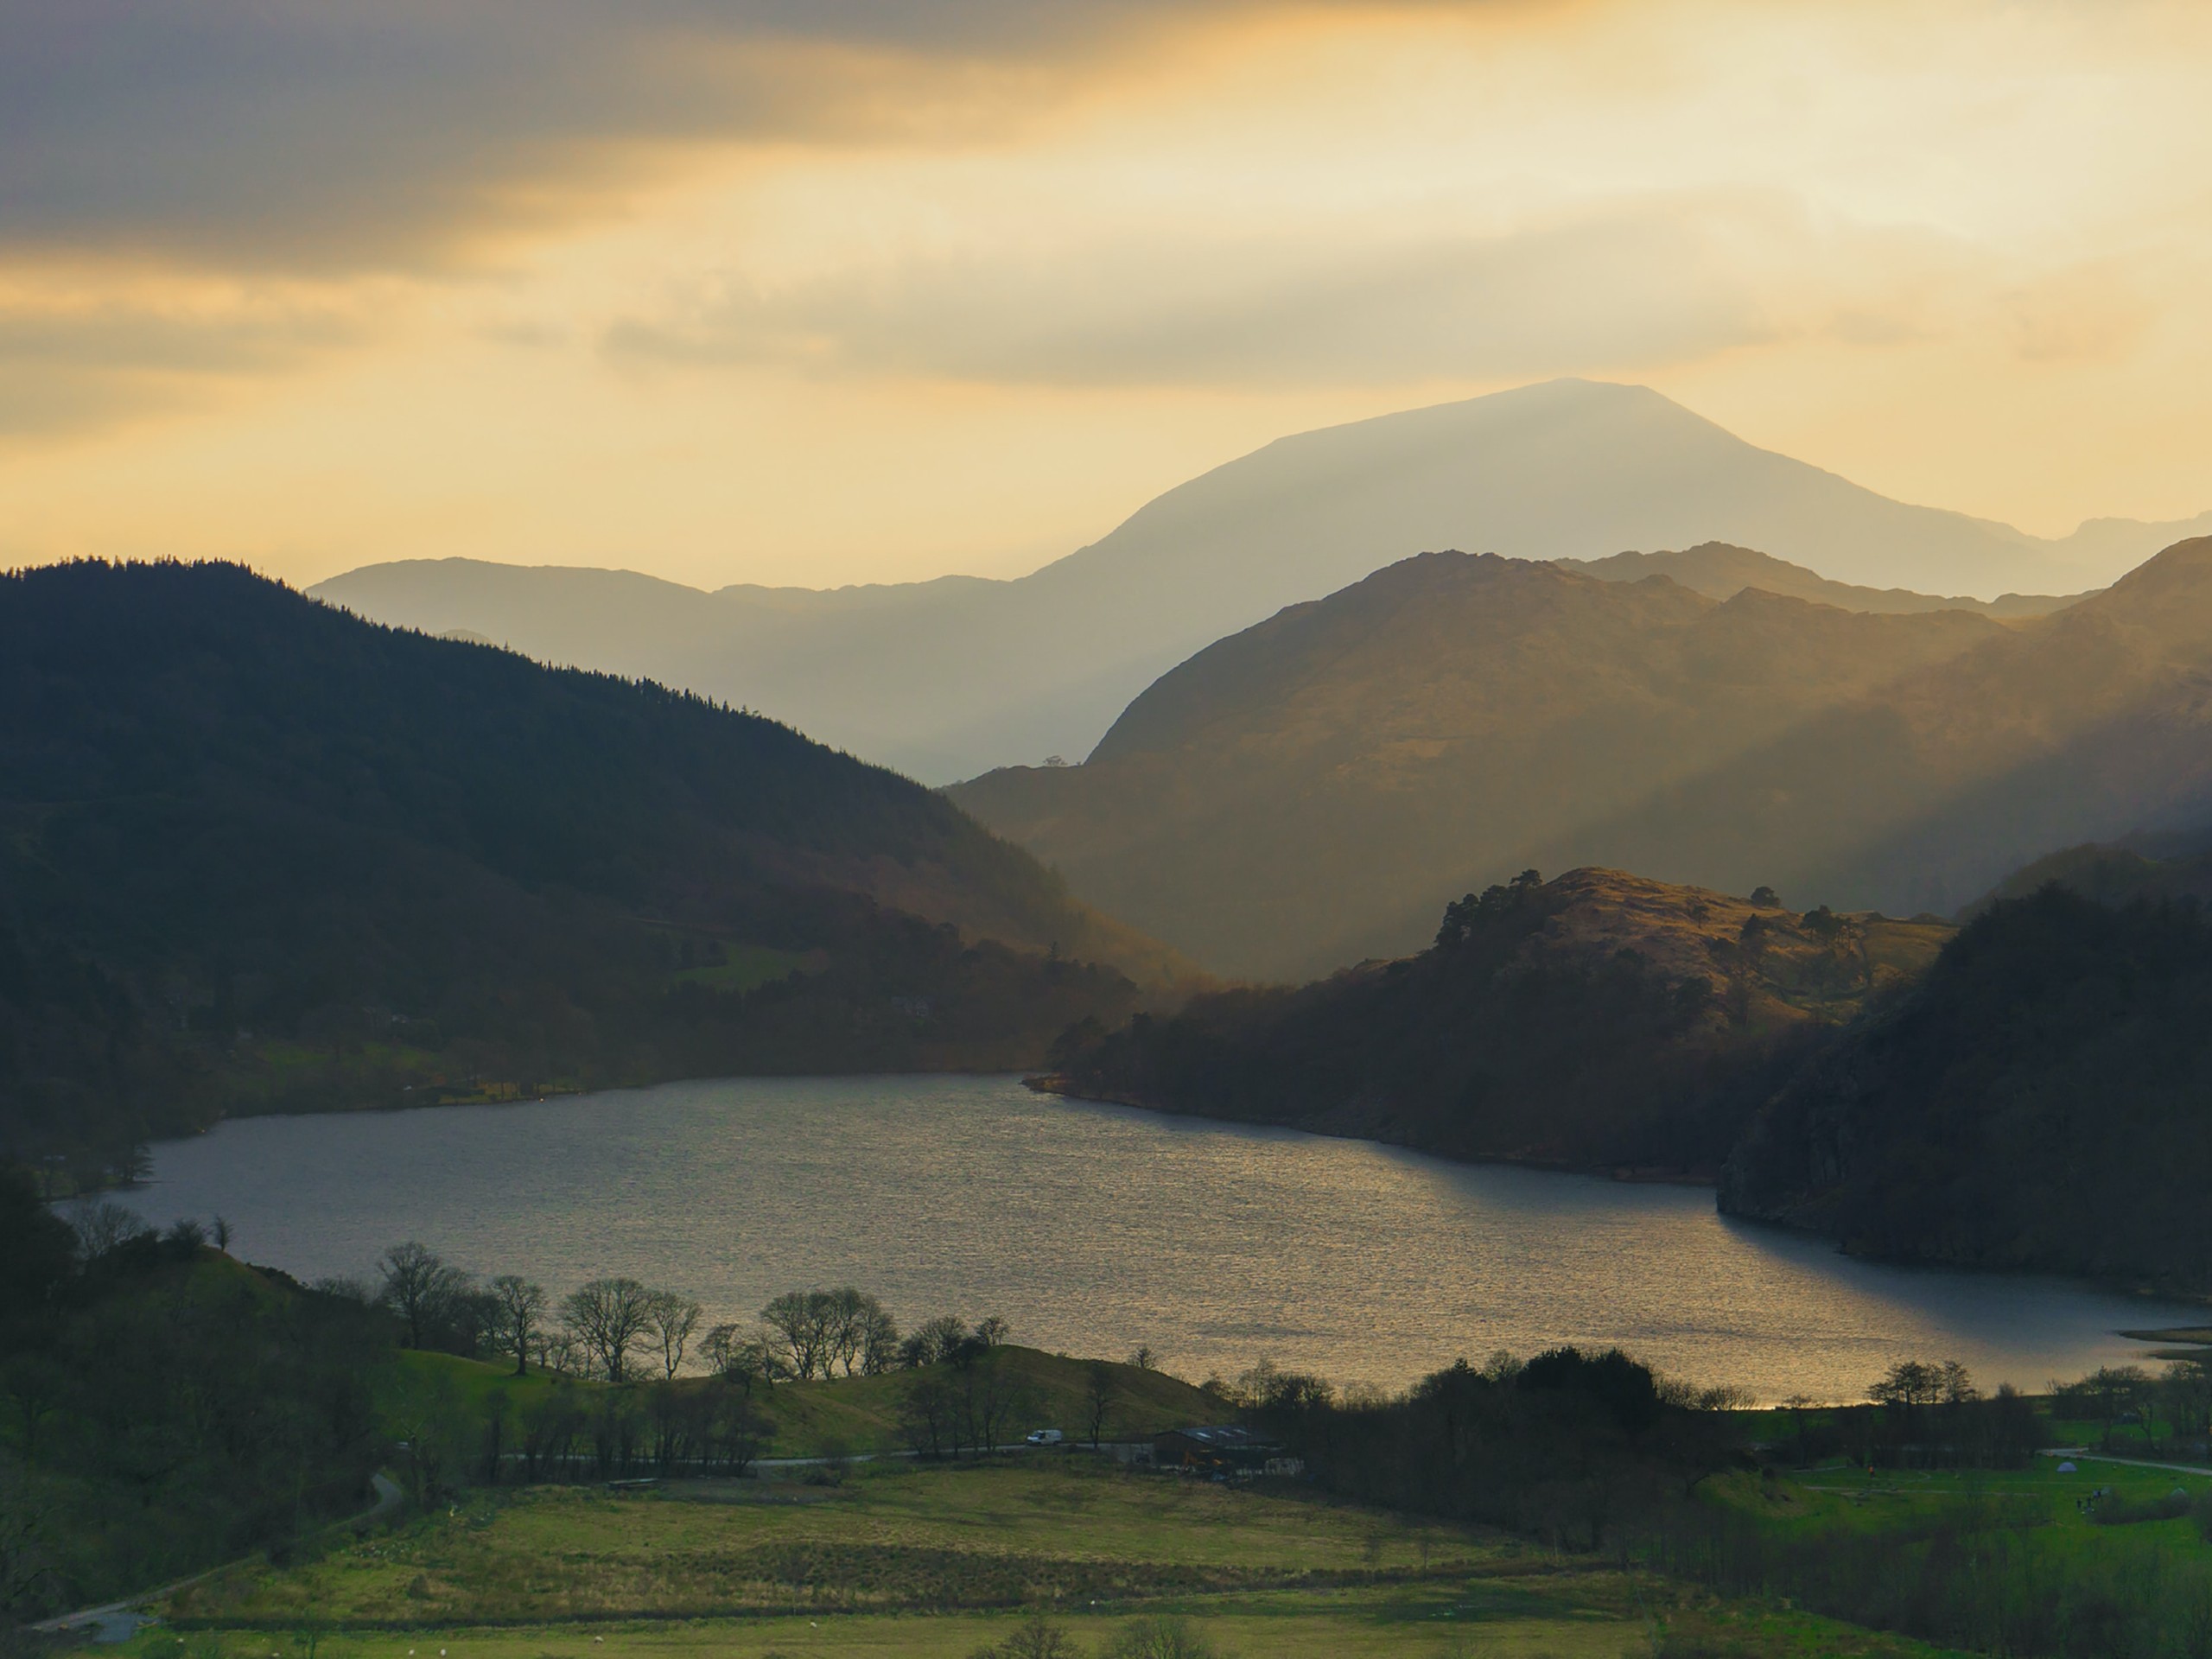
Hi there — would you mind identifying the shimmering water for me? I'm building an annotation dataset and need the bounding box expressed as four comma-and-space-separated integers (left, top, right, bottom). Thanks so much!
110, 1073, 2196, 1400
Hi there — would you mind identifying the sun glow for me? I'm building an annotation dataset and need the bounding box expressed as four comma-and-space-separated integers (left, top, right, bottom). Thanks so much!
3, 0, 2209, 587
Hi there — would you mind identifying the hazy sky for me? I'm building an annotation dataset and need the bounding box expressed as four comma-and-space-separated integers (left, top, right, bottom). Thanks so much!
4, 0, 2209, 590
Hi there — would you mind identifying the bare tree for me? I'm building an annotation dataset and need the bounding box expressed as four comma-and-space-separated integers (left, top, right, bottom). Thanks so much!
489, 1274, 548, 1376
826, 1286, 868, 1376
210, 1215, 233, 1254
702, 1323, 785, 1388
563, 1278, 653, 1382
1084, 1359, 1120, 1448
975, 1314, 1011, 1348
67, 1199, 150, 1262
761, 1290, 837, 1378
858, 1301, 901, 1376
644, 1289, 703, 1380
377, 1242, 467, 1350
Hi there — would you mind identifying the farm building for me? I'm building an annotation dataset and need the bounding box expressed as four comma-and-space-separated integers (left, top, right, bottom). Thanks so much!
1151, 1425, 1301, 1478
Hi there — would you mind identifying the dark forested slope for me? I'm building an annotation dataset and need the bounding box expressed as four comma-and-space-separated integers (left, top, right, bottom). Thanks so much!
1044, 868, 1951, 1174
1720, 887, 2212, 1289
0, 561, 1182, 1178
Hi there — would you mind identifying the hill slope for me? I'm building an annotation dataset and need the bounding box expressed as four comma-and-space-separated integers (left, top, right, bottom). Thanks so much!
0, 561, 1184, 1179
949, 553, 2005, 977
1561, 542, 2088, 618
1720, 887, 2212, 1290
1045, 868, 1951, 1175
313, 379, 2189, 781
1541, 535, 2212, 918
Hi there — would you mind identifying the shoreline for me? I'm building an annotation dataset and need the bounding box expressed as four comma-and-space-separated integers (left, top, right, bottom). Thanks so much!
1024, 1074, 2212, 1313
1023, 1071, 1715, 1191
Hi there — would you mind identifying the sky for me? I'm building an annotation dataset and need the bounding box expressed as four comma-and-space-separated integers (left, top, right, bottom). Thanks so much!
3, 0, 2210, 592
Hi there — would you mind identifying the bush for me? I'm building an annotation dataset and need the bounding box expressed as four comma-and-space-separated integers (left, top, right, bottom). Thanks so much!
2088, 1491, 2194, 1526
970, 1618, 1084, 1659
1102, 1616, 1224, 1659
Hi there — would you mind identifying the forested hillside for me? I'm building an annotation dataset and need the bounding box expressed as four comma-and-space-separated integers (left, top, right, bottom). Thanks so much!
0, 561, 1182, 1182
1043, 868, 1950, 1174
1721, 887, 2212, 1289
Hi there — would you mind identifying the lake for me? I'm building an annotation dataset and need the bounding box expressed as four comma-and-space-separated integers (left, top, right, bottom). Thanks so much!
108, 1073, 2196, 1401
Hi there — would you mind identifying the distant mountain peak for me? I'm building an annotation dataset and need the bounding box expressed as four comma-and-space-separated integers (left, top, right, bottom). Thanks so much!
315, 383, 2200, 782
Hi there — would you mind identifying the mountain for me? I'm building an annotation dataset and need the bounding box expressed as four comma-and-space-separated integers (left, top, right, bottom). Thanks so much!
311, 379, 2192, 783
1720, 886, 2212, 1291
0, 561, 1185, 1180
948, 552, 2007, 977
1044, 868, 1953, 1176
1538, 535, 2212, 918
1560, 543, 2088, 618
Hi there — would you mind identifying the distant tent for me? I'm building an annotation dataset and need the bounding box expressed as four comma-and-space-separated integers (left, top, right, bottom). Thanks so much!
2056, 1461, 2077, 1472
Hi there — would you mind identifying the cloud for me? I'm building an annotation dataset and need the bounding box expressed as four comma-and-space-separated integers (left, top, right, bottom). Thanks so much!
0, 292, 363, 435
600, 198, 1830, 387
0, 0, 1330, 271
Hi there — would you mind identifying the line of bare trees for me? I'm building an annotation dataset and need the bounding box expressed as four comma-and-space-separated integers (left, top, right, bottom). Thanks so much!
361, 1244, 1012, 1390
364, 1243, 705, 1383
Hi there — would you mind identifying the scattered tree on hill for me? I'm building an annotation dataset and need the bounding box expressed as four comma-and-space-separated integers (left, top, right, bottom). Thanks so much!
377, 1242, 468, 1350
700, 1322, 784, 1386
67, 1199, 150, 1262
643, 1289, 703, 1380
856, 1296, 902, 1375
563, 1278, 654, 1382
904, 1314, 970, 1369
1434, 869, 1544, 949
489, 1274, 547, 1376
1084, 1360, 1120, 1447
2051, 1364, 2155, 1450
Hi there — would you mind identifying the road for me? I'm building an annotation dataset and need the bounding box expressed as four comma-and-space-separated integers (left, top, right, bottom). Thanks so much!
2038, 1446, 2212, 1480
31, 1471, 404, 1645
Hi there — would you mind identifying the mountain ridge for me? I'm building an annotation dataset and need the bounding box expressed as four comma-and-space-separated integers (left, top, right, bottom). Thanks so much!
312, 379, 2200, 782
950, 551, 2013, 977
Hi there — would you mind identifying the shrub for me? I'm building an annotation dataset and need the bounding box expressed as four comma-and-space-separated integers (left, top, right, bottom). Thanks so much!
1102, 1616, 1224, 1659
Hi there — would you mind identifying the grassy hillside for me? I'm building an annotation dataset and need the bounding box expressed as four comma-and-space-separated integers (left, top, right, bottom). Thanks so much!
0, 560, 1188, 1179
1721, 884, 2212, 1290
391, 1345, 1220, 1460
950, 550, 2001, 978
1046, 867, 1951, 1175
0, 1176, 397, 1620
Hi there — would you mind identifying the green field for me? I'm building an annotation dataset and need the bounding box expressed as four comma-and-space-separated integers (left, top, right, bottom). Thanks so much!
120, 1459, 1957, 1658
669, 944, 816, 995
1707, 1454, 2212, 1540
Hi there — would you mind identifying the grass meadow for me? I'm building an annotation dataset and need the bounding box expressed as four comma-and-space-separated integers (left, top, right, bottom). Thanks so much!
115, 1459, 1962, 1658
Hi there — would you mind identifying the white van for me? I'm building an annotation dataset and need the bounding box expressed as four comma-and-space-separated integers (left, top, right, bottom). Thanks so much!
1025, 1428, 1066, 1446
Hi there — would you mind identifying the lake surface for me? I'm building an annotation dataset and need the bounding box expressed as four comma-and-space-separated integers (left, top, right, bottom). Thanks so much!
110, 1074, 2196, 1401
